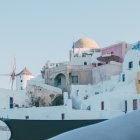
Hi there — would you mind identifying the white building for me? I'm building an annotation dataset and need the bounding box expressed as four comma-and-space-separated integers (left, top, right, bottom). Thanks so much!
16, 67, 34, 90
1, 39, 140, 120
41, 37, 103, 93
70, 37, 101, 65
121, 46, 140, 84
42, 37, 128, 93
0, 88, 29, 109
0, 67, 34, 109
70, 42, 140, 118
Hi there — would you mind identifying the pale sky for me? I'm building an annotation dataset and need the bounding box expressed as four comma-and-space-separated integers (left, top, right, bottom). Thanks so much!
0, 0, 140, 89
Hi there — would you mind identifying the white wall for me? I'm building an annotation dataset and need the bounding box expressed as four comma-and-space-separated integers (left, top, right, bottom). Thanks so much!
121, 71, 136, 83
92, 62, 122, 84
123, 49, 140, 72
16, 74, 34, 90
70, 55, 93, 65
0, 89, 29, 109
70, 48, 101, 66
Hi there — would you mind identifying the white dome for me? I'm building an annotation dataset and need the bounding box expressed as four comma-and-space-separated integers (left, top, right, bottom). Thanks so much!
74, 37, 100, 49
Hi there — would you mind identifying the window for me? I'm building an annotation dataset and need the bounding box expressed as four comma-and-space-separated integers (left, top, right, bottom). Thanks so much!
128, 61, 133, 69
133, 99, 137, 110
10, 97, 13, 108
98, 63, 102, 66
76, 90, 79, 96
61, 113, 65, 120
95, 92, 99, 95
35, 101, 39, 107
71, 76, 78, 84
122, 74, 125, 82
139, 61, 140, 66
21, 80, 23, 82
82, 53, 86, 57
25, 116, 29, 119
95, 49, 100, 52
10, 97, 13, 104
111, 51, 114, 55
84, 62, 87, 65
101, 101, 104, 110
124, 100, 127, 113
138, 80, 140, 84
87, 106, 91, 110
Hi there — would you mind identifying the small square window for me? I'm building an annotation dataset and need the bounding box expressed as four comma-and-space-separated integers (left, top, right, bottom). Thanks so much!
84, 62, 87, 65
71, 76, 78, 84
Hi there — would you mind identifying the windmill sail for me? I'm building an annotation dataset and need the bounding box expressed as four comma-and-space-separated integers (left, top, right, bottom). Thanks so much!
0, 57, 16, 90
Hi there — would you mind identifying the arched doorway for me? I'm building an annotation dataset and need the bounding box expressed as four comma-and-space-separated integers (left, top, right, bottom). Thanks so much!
54, 73, 66, 91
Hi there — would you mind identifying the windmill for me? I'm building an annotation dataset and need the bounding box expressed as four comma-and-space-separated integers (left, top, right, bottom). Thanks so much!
0, 57, 16, 90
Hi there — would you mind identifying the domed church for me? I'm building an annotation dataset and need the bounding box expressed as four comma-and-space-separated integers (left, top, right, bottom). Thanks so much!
70, 37, 101, 65
43, 37, 102, 93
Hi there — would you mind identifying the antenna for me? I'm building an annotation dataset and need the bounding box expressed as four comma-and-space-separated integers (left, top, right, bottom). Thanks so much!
72, 37, 75, 53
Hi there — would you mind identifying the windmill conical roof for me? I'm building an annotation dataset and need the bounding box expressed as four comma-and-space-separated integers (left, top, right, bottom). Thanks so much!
16, 67, 33, 76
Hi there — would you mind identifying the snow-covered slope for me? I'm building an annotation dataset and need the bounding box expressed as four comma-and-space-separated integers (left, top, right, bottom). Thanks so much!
49, 110, 140, 140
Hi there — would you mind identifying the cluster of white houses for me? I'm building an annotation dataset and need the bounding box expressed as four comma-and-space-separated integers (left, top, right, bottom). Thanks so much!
0, 37, 140, 119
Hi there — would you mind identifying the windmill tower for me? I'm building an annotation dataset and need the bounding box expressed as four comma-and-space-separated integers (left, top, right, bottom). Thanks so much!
16, 67, 34, 90
0, 57, 34, 90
